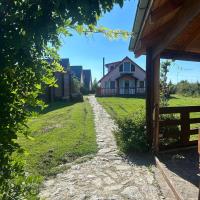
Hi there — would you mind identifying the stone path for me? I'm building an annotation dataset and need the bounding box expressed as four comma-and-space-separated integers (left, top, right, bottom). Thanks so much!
40, 96, 165, 200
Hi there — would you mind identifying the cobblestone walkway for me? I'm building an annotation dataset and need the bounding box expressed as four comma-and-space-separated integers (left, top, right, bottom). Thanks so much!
40, 96, 164, 200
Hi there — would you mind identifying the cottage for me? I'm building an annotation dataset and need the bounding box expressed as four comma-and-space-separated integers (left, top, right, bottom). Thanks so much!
98, 56, 145, 96
70, 66, 84, 83
70, 66, 92, 93
42, 58, 71, 102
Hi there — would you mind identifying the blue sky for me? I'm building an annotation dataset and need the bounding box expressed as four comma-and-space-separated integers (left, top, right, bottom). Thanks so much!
58, 0, 200, 83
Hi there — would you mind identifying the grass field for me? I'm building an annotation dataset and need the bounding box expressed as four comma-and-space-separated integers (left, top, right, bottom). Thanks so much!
97, 95, 200, 119
17, 97, 97, 177
97, 95, 200, 141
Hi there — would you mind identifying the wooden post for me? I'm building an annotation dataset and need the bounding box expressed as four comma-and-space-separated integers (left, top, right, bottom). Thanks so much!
135, 79, 137, 94
180, 111, 190, 144
146, 48, 154, 148
153, 55, 160, 152
146, 48, 160, 151
199, 129, 200, 200
117, 80, 119, 96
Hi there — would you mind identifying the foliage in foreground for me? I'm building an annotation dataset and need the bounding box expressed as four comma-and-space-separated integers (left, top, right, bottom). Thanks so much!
0, 0, 125, 198
115, 109, 149, 153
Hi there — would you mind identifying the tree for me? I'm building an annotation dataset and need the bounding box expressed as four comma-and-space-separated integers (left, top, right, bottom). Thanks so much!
92, 78, 99, 93
168, 80, 176, 94
160, 60, 172, 107
0, 1, 125, 198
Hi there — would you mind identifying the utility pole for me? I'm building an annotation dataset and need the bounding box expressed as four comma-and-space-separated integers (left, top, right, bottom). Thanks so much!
103, 57, 105, 76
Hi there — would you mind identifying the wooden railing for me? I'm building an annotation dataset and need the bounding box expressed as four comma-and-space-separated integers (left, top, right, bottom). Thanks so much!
159, 106, 200, 149
98, 87, 146, 96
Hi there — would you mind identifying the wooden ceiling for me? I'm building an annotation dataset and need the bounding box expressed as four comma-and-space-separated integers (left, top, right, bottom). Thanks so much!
134, 0, 200, 61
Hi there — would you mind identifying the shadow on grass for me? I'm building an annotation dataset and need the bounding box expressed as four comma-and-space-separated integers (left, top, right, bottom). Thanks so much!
41, 101, 76, 114
32, 98, 84, 115
169, 95, 180, 99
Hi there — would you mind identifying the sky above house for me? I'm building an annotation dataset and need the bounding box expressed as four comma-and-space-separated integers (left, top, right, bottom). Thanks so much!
58, 0, 200, 83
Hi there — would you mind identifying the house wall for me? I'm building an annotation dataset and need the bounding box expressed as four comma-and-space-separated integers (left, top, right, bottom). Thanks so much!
100, 57, 146, 89
43, 71, 71, 102
63, 72, 70, 99
54, 72, 64, 98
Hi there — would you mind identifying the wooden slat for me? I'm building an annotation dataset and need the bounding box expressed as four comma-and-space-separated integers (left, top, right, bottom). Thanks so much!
189, 129, 199, 135
160, 129, 198, 137
159, 106, 200, 114
189, 118, 200, 124
159, 119, 181, 126
198, 129, 200, 154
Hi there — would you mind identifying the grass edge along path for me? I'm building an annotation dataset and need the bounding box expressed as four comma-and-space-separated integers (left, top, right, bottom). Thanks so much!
16, 97, 97, 177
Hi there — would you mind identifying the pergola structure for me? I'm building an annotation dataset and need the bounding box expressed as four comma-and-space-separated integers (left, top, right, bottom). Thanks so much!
129, 0, 200, 152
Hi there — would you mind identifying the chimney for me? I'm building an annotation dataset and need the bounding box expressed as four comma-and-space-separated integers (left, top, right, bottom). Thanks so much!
103, 57, 105, 76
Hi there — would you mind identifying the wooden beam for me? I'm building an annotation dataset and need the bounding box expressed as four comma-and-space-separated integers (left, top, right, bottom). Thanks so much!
182, 26, 200, 51
159, 105, 200, 114
150, 0, 183, 22
152, 0, 200, 59
161, 50, 200, 62
155, 156, 184, 200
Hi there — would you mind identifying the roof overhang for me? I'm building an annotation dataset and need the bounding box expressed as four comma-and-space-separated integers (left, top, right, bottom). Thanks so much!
129, 0, 200, 62
129, 0, 153, 52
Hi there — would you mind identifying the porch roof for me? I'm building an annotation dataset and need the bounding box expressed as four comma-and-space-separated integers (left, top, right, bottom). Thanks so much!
129, 0, 200, 61
116, 74, 138, 80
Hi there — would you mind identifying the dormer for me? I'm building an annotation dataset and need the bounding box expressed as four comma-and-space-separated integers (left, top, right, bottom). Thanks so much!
119, 61, 135, 73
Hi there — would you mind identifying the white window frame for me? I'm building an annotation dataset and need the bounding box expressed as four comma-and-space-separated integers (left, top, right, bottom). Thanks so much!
123, 62, 131, 72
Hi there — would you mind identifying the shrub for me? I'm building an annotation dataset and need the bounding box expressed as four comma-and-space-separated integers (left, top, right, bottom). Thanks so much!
160, 114, 180, 146
115, 109, 180, 152
115, 109, 149, 152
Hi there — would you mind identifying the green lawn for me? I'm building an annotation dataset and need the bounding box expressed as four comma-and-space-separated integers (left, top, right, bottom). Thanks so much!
97, 97, 145, 119
97, 95, 200, 141
97, 95, 200, 119
17, 97, 97, 177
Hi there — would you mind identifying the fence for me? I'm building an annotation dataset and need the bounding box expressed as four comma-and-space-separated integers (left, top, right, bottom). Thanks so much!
159, 106, 200, 149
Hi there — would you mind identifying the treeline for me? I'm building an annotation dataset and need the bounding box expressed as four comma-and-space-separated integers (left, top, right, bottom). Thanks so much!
169, 80, 200, 97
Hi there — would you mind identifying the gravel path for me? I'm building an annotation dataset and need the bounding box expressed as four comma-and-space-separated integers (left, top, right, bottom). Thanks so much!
40, 96, 164, 200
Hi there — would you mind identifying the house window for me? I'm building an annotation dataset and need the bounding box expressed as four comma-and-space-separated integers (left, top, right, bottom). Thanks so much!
119, 64, 123, 72
131, 64, 135, 72
110, 65, 114, 71
124, 62, 130, 72
105, 81, 109, 89
110, 81, 115, 89
139, 81, 144, 88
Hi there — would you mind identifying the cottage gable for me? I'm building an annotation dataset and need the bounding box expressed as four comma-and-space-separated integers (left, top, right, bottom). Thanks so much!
98, 57, 146, 96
